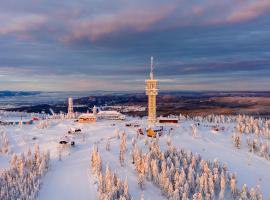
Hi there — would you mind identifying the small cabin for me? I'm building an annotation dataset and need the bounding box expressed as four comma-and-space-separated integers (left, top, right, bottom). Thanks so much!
76, 114, 96, 123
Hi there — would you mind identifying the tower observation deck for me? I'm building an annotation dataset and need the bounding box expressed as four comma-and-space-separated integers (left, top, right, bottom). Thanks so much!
145, 56, 158, 124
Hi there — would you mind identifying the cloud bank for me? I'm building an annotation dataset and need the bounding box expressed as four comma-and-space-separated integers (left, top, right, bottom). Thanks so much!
0, 0, 270, 91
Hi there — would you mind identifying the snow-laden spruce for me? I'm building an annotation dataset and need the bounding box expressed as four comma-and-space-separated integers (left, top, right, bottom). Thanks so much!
132, 139, 263, 200
235, 115, 270, 139
91, 143, 134, 200
0, 144, 50, 200
0, 131, 9, 154
119, 131, 127, 167
234, 115, 270, 161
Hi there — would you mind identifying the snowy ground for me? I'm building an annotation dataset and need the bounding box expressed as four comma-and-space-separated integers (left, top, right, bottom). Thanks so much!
0, 116, 269, 199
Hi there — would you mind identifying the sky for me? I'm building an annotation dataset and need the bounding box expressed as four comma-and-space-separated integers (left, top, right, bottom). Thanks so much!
0, 0, 270, 91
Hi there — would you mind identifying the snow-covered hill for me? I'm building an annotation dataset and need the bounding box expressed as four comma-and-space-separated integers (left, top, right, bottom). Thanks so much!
0, 113, 269, 199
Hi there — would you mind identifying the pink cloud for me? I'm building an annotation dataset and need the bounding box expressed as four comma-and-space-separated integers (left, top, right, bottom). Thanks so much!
0, 14, 47, 38
209, 0, 270, 25
62, 6, 174, 42
192, 6, 204, 16
227, 0, 270, 23
1, 0, 270, 44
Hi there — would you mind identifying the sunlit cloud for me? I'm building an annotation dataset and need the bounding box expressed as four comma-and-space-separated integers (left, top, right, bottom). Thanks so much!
0, 0, 269, 91
0, 14, 47, 40
227, 0, 270, 23
63, 6, 175, 42
1, 1, 270, 42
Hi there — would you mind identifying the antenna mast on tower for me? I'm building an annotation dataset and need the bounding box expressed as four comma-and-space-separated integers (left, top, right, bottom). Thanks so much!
150, 56, 154, 79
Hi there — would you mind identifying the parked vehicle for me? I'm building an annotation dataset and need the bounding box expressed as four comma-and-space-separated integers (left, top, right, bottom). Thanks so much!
68, 128, 82, 134
59, 135, 75, 146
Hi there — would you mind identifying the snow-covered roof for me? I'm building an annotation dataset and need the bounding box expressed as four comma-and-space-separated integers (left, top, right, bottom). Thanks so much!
78, 113, 96, 118
157, 116, 179, 120
98, 110, 123, 115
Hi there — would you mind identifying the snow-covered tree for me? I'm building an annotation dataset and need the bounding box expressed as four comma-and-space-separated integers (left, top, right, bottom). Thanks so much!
0, 148, 50, 200
115, 128, 120, 139
137, 173, 145, 189
191, 124, 197, 138
91, 144, 102, 176
130, 140, 261, 200
90, 158, 133, 200
119, 147, 125, 166
0, 131, 9, 154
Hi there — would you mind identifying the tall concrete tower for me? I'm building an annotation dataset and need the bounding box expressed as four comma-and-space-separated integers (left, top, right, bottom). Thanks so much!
145, 56, 158, 124
68, 97, 73, 114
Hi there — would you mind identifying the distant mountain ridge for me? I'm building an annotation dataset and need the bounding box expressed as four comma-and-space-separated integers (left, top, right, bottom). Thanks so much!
0, 91, 41, 97
2, 91, 270, 116
1, 90, 270, 98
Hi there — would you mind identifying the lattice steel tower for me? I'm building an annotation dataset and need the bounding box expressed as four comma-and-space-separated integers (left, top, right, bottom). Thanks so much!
145, 56, 158, 124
